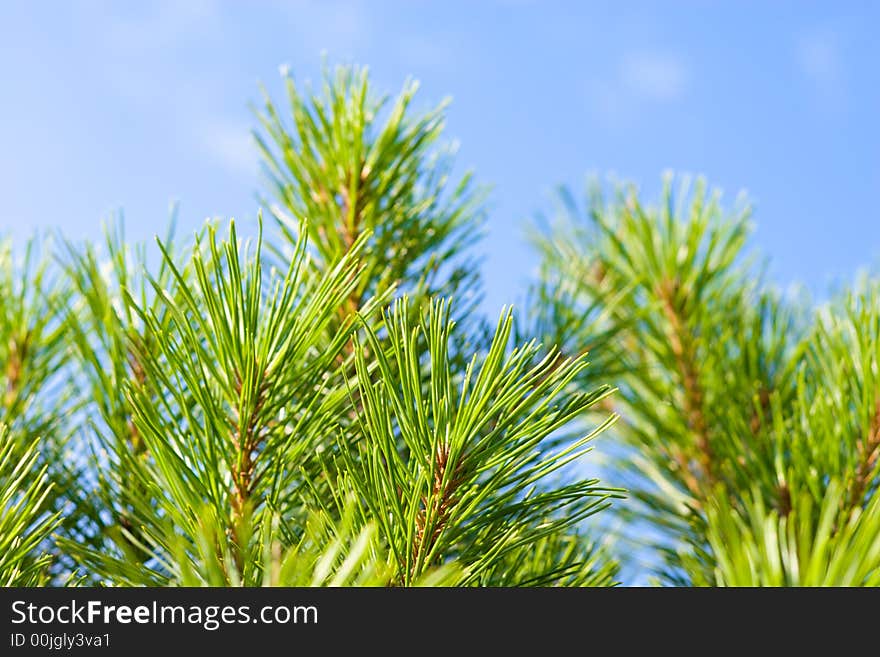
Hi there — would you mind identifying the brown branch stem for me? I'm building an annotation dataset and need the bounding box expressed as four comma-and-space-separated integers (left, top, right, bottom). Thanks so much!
657, 279, 716, 491
411, 442, 465, 580
4, 331, 29, 409
847, 398, 880, 509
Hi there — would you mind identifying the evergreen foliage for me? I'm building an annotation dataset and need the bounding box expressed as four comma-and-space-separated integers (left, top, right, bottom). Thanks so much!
532, 175, 880, 585
0, 427, 59, 585
2, 64, 878, 587
253, 65, 485, 321
0, 65, 617, 587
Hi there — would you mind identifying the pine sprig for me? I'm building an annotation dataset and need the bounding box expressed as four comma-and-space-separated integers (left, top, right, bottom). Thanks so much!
57, 217, 184, 578
0, 236, 86, 579
532, 173, 880, 585
0, 426, 61, 586
61, 214, 390, 585
342, 298, 621, 585
254, 64, 486, 325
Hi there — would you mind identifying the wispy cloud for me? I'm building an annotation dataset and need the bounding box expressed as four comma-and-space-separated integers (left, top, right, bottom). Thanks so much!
620, 51, 688, 102
795, 30, 842, 92
102, 0, 220, 53
83, 0, 221, 105
197, 120, 259, 179
585, 49, 689, 124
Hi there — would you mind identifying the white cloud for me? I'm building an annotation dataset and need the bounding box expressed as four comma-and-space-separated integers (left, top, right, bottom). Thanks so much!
198, 120, 259, 179
620, 51, 688, 102
81, 0, 221, 105
584, 50, 688, 124
796, 31, 841, 90
101, 0, 220, 52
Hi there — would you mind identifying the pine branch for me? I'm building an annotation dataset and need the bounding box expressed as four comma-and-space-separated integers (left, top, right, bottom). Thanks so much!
529, 172, 880, 585
254, 64, 487, 342
848, 398, 880, 509
0, 236, 89, 580
0, 426, 61, 585
57, 217, 180, 577
343, 297, 621, 586
62, 214, 393, 585
656, 277, 716, 493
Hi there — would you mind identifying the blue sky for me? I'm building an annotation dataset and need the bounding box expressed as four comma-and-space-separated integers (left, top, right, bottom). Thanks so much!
1, 1, 878, 315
